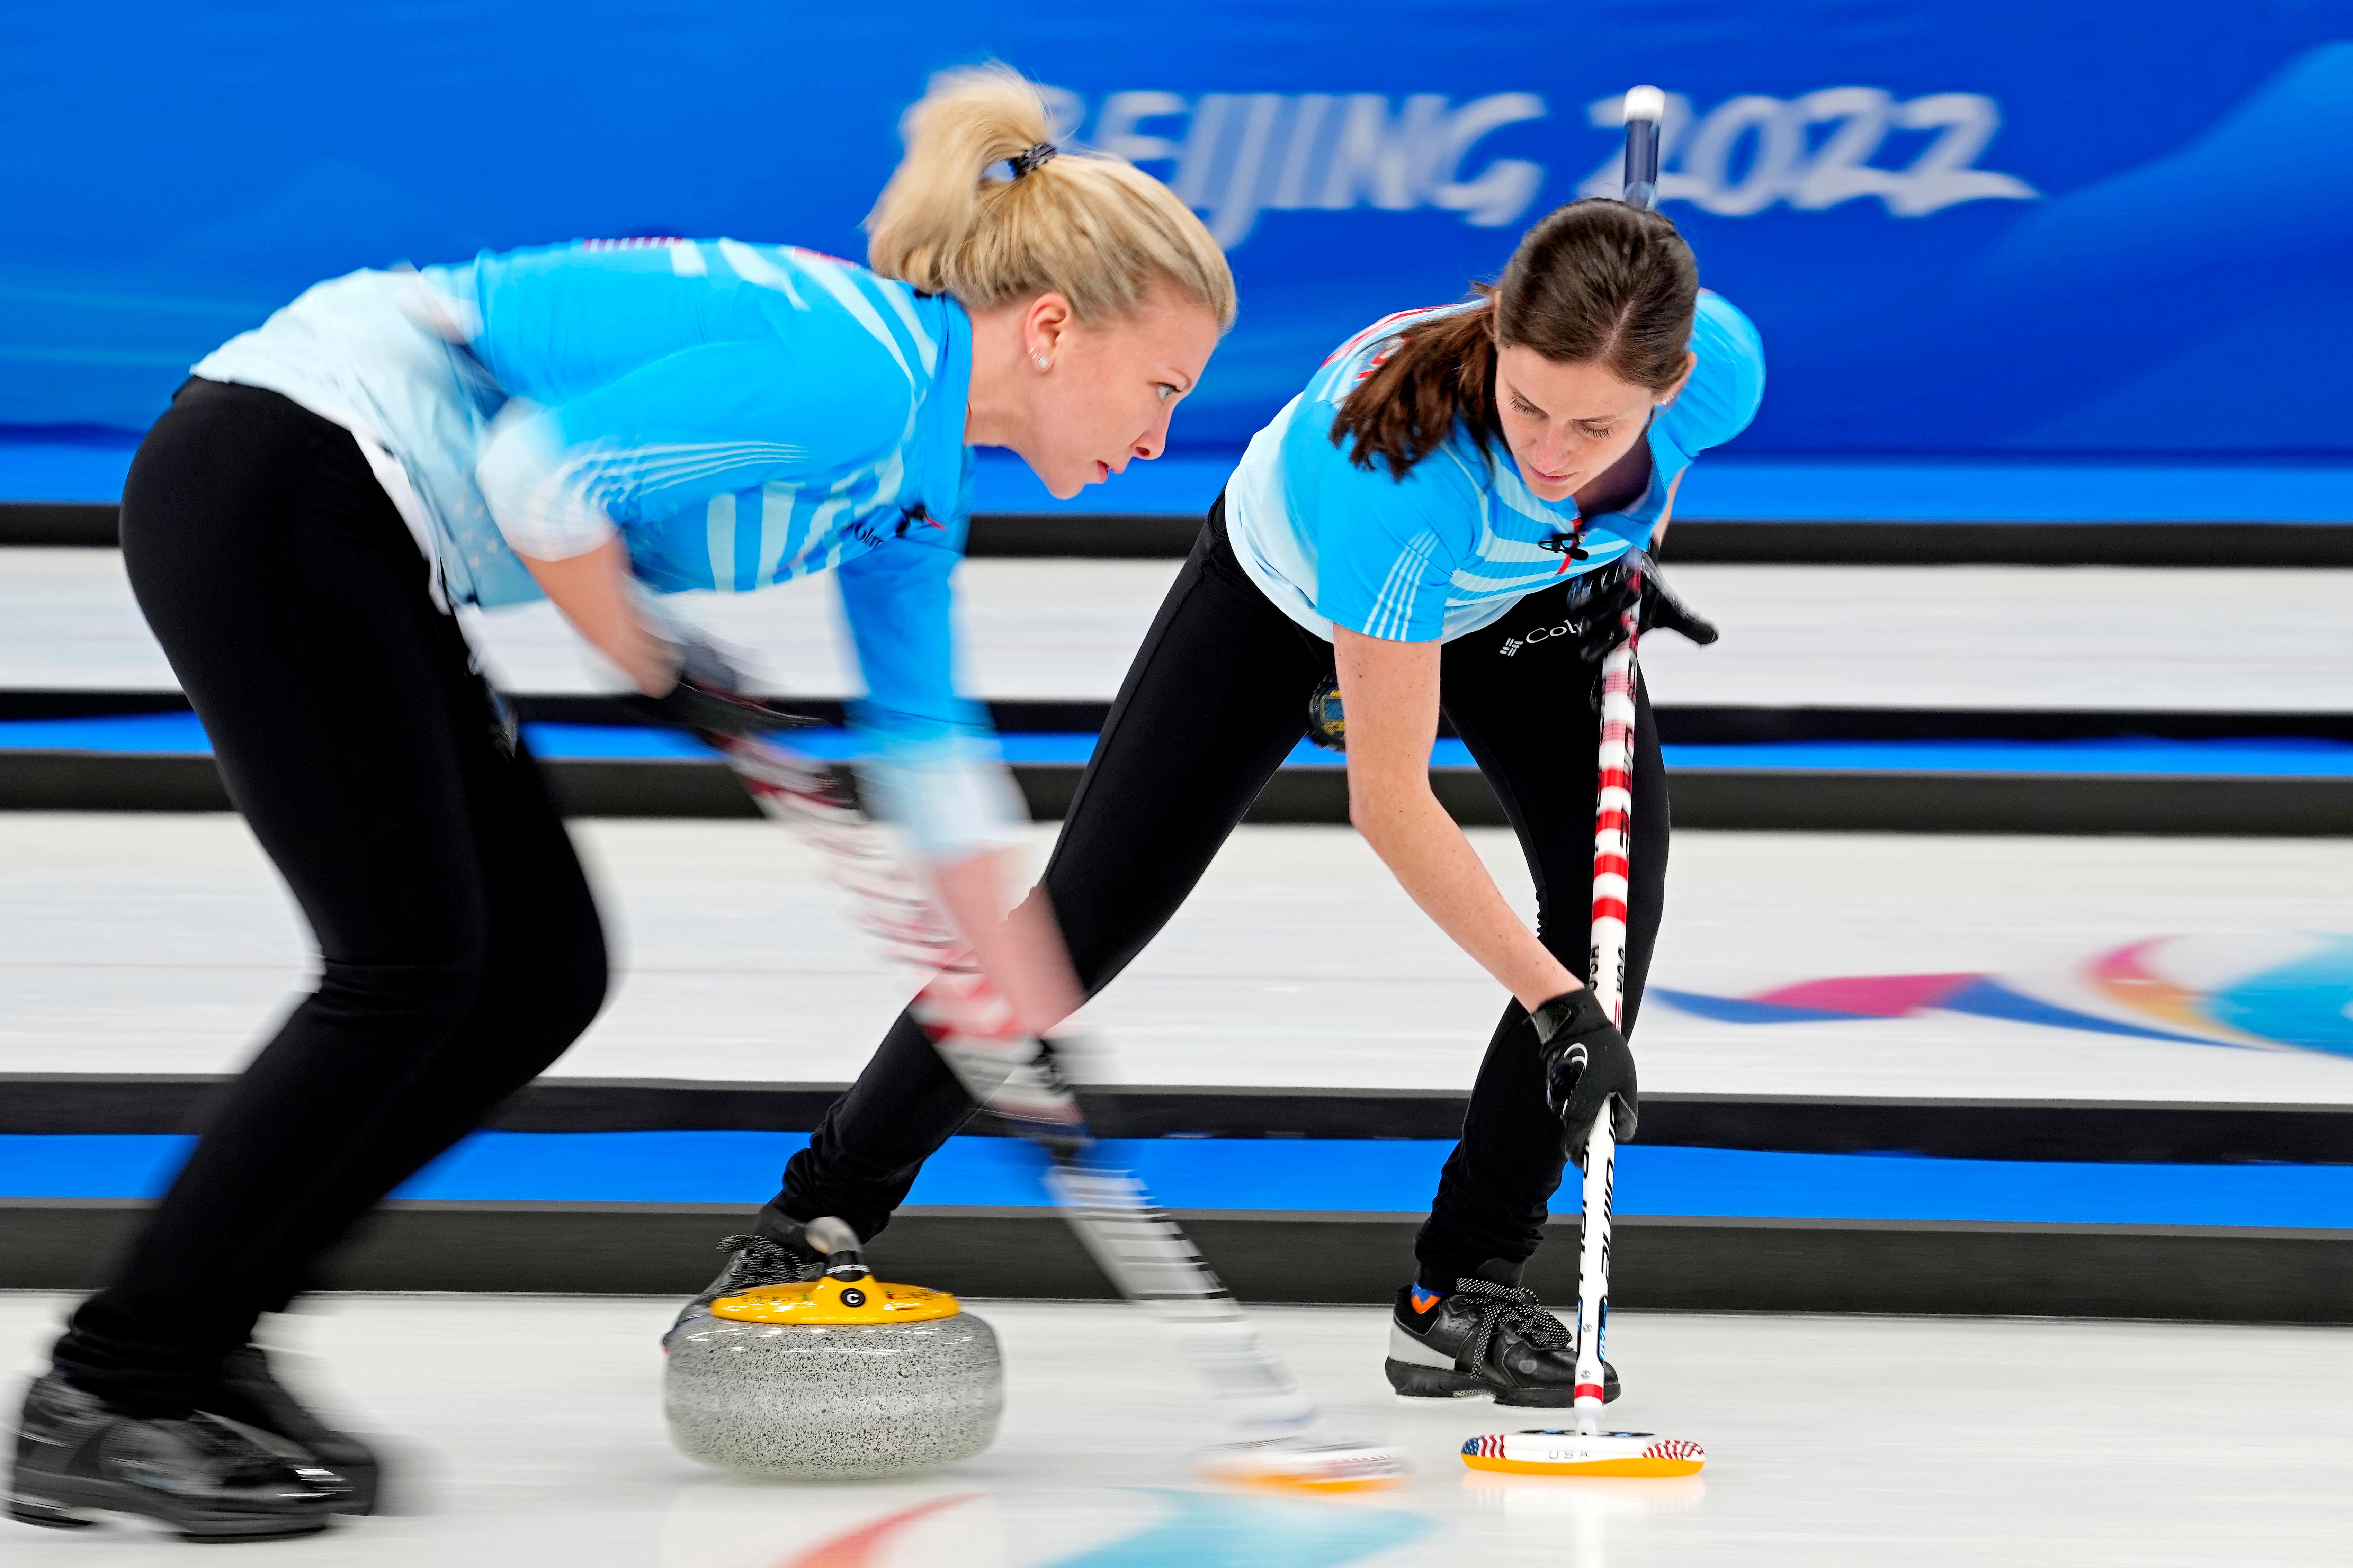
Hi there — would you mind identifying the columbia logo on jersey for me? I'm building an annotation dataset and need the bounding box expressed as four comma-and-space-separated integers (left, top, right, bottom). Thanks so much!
1501, 618, 1589, 656
1496, 611, 1609, 658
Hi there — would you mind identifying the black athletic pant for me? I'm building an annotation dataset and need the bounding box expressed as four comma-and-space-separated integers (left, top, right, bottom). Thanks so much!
52, 381, 609, 1414
777, 497, 1666, 1289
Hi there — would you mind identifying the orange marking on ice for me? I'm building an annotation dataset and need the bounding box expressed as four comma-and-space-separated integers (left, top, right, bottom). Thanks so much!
2087, 938, 2217, 1034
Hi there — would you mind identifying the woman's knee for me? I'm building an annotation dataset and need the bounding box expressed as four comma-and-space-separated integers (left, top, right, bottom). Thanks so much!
477, 913, 610, 1051
546, 926, 612, 1042
311, 954, 488, 1036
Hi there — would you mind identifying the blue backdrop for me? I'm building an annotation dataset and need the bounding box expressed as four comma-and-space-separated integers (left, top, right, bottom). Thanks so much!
3, 1, 2350, 459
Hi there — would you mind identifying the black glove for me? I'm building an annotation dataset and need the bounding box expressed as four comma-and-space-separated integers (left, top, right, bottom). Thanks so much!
619, 631, 805, 738
1530, 987, 1639, 1170
1563, 550, 1719, 664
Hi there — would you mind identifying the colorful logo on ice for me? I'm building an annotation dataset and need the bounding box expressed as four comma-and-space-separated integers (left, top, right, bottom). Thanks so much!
776, 1488, 1433, 1567
1655, 934, 2353, 1058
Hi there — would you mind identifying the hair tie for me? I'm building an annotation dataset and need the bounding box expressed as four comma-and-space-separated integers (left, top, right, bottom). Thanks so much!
1008, 142, 1058, 179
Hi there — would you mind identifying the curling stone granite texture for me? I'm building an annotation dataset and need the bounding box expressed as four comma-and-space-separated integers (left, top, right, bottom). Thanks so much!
663, 1284, 1002, 1479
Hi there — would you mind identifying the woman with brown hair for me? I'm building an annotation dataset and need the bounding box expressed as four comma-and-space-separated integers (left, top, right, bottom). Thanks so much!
743, 197, 1765, 1406
11, 66, 1230, 1542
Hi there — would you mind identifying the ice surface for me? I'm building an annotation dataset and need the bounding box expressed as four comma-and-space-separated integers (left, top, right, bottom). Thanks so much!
3, 1292, 2347, 1565
6, 549, 2353, 712
1, 815, 2351, 1104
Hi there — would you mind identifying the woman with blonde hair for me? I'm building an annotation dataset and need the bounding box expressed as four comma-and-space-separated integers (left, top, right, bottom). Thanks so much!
10, 67, 1228, 1543
776, 197, 1761, 1409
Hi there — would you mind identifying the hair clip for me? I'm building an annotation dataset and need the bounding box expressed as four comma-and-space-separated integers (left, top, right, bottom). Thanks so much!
1008, 142, 1058, 179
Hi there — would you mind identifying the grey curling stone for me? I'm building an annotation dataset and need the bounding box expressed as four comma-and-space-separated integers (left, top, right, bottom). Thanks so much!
663, 1225, 1002, 1480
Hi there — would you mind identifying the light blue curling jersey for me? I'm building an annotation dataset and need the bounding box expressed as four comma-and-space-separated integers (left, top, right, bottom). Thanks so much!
193, 239, 1005, 847
1224, 290, 1765, 643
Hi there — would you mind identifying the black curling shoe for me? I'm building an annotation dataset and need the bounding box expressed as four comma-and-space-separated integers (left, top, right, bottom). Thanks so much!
201, 1345, 383, 1516
9, 1372, 352, 1541
1385, 1272, 1621, 1407
665, 1226, 825, 1340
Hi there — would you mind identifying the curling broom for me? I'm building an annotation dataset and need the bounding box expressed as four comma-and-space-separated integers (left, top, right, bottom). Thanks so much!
708, 728, 1407, 1492
1461, 82, 1705, 1483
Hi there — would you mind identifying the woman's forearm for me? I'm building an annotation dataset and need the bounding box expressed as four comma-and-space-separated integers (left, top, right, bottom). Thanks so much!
1350, 776, 1580, 1010
932, 847, 1084, 1037
517, 536, 676, 696
1333, 624, 1581, 1011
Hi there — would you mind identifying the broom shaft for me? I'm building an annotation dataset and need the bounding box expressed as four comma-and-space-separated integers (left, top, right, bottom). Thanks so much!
1573, 81, 1664, 1436
1577, 585, 1642, 1434
712, 731, 1316, 1436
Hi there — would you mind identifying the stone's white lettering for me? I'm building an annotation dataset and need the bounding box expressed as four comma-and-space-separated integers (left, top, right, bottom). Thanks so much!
1074, 90, 1552, 247
1576, 89, 2038, 217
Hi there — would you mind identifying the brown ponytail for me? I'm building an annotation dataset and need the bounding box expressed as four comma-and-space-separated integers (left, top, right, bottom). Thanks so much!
1332, 198, 1698, 478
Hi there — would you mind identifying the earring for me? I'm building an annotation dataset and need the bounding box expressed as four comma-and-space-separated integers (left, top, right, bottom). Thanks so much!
1031, 351, 1051, 370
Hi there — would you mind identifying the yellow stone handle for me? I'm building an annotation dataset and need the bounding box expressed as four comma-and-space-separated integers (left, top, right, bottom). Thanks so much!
710, 1272, 962, 1325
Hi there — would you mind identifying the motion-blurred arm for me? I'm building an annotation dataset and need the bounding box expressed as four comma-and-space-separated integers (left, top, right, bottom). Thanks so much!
835, 536, 1080, 1037
514, 537, 674, 695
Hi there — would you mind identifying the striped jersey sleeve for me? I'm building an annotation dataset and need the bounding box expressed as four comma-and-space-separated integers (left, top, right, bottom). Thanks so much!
1301, 458, 1473, 643
1652, 290, 1765, 470
475, 334, 912, 561
1318, 520, 1450, 640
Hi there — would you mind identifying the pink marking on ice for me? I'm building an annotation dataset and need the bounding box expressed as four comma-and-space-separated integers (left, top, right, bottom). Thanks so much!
1751, 972, 1981, 1018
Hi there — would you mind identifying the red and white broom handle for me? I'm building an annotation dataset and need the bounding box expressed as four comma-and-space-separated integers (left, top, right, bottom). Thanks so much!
1569, 80, 1662, 1435
1574, 584, 1640, 1435
1589, 622, 1639, 1028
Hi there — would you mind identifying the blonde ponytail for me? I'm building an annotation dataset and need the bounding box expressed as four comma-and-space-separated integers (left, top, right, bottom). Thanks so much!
867, 65, 1236, 330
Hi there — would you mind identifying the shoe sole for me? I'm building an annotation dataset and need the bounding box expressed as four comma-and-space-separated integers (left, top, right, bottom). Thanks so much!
1382, 1357, 1620, 1406
1384, 1358, 1493, 1399
1495, 1385, 1582, 1408
326, 1458, 378, 1516
9, 1476, 337, 1541
202, 1413, 381, 1516
9, 1492, 98, 1530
